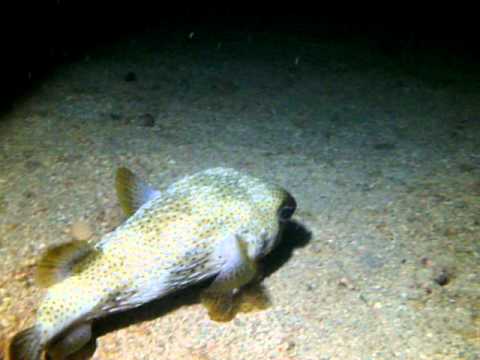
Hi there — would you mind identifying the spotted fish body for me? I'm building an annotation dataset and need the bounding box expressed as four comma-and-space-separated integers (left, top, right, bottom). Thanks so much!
7, 167, 296, 360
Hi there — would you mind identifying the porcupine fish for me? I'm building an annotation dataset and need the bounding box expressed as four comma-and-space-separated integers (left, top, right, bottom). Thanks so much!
6, 167, 296, 360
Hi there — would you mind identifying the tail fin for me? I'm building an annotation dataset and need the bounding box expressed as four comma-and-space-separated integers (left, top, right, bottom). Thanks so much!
6, 326, 43, 360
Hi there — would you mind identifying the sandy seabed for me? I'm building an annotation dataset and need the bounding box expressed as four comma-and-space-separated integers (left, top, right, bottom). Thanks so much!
0, 26, 479, 359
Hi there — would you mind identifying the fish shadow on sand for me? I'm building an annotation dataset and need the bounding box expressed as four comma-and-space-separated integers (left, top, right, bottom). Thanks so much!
261, 219, 311, 278
75, 220, 311, 359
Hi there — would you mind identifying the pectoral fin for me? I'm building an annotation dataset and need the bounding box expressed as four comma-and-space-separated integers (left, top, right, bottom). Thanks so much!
236, 282, 271, 314
201, 235, 258, 322
210, 234, 257, 293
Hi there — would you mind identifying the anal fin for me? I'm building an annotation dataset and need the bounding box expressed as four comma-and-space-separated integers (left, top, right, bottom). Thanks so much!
36, 240, 95, 288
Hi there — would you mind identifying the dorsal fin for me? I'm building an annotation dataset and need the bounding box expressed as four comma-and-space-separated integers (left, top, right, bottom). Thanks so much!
36, 240, 95, 288
115, 167, 160, 217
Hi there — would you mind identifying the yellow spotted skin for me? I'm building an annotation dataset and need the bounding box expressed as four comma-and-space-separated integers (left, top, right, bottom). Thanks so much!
28, 168, 295, 354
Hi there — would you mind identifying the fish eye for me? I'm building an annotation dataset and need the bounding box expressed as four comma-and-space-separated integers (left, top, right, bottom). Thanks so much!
279, 206, 295, 220
278, 192, 296, 221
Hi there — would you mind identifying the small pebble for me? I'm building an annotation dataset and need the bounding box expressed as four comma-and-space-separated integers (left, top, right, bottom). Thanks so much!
110, 112, 122, 120
278, 339, 296, 353
337, 277, 355, 290
139, 113, 155, 127
23, 191, 35, 199
434, 270, 450, 286
444, 227, 459, 237
421, 257, 433, 267
124, 72, 137, 82
70, 221, 93, 241
310, 242, 322, 253
373, 302, 383, 309
24, 160, 42, 171
373, 143, 396, 150
1, 295, 11, 308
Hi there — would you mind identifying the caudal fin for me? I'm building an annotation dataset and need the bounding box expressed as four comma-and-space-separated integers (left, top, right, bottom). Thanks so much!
6, 326, 43, 360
